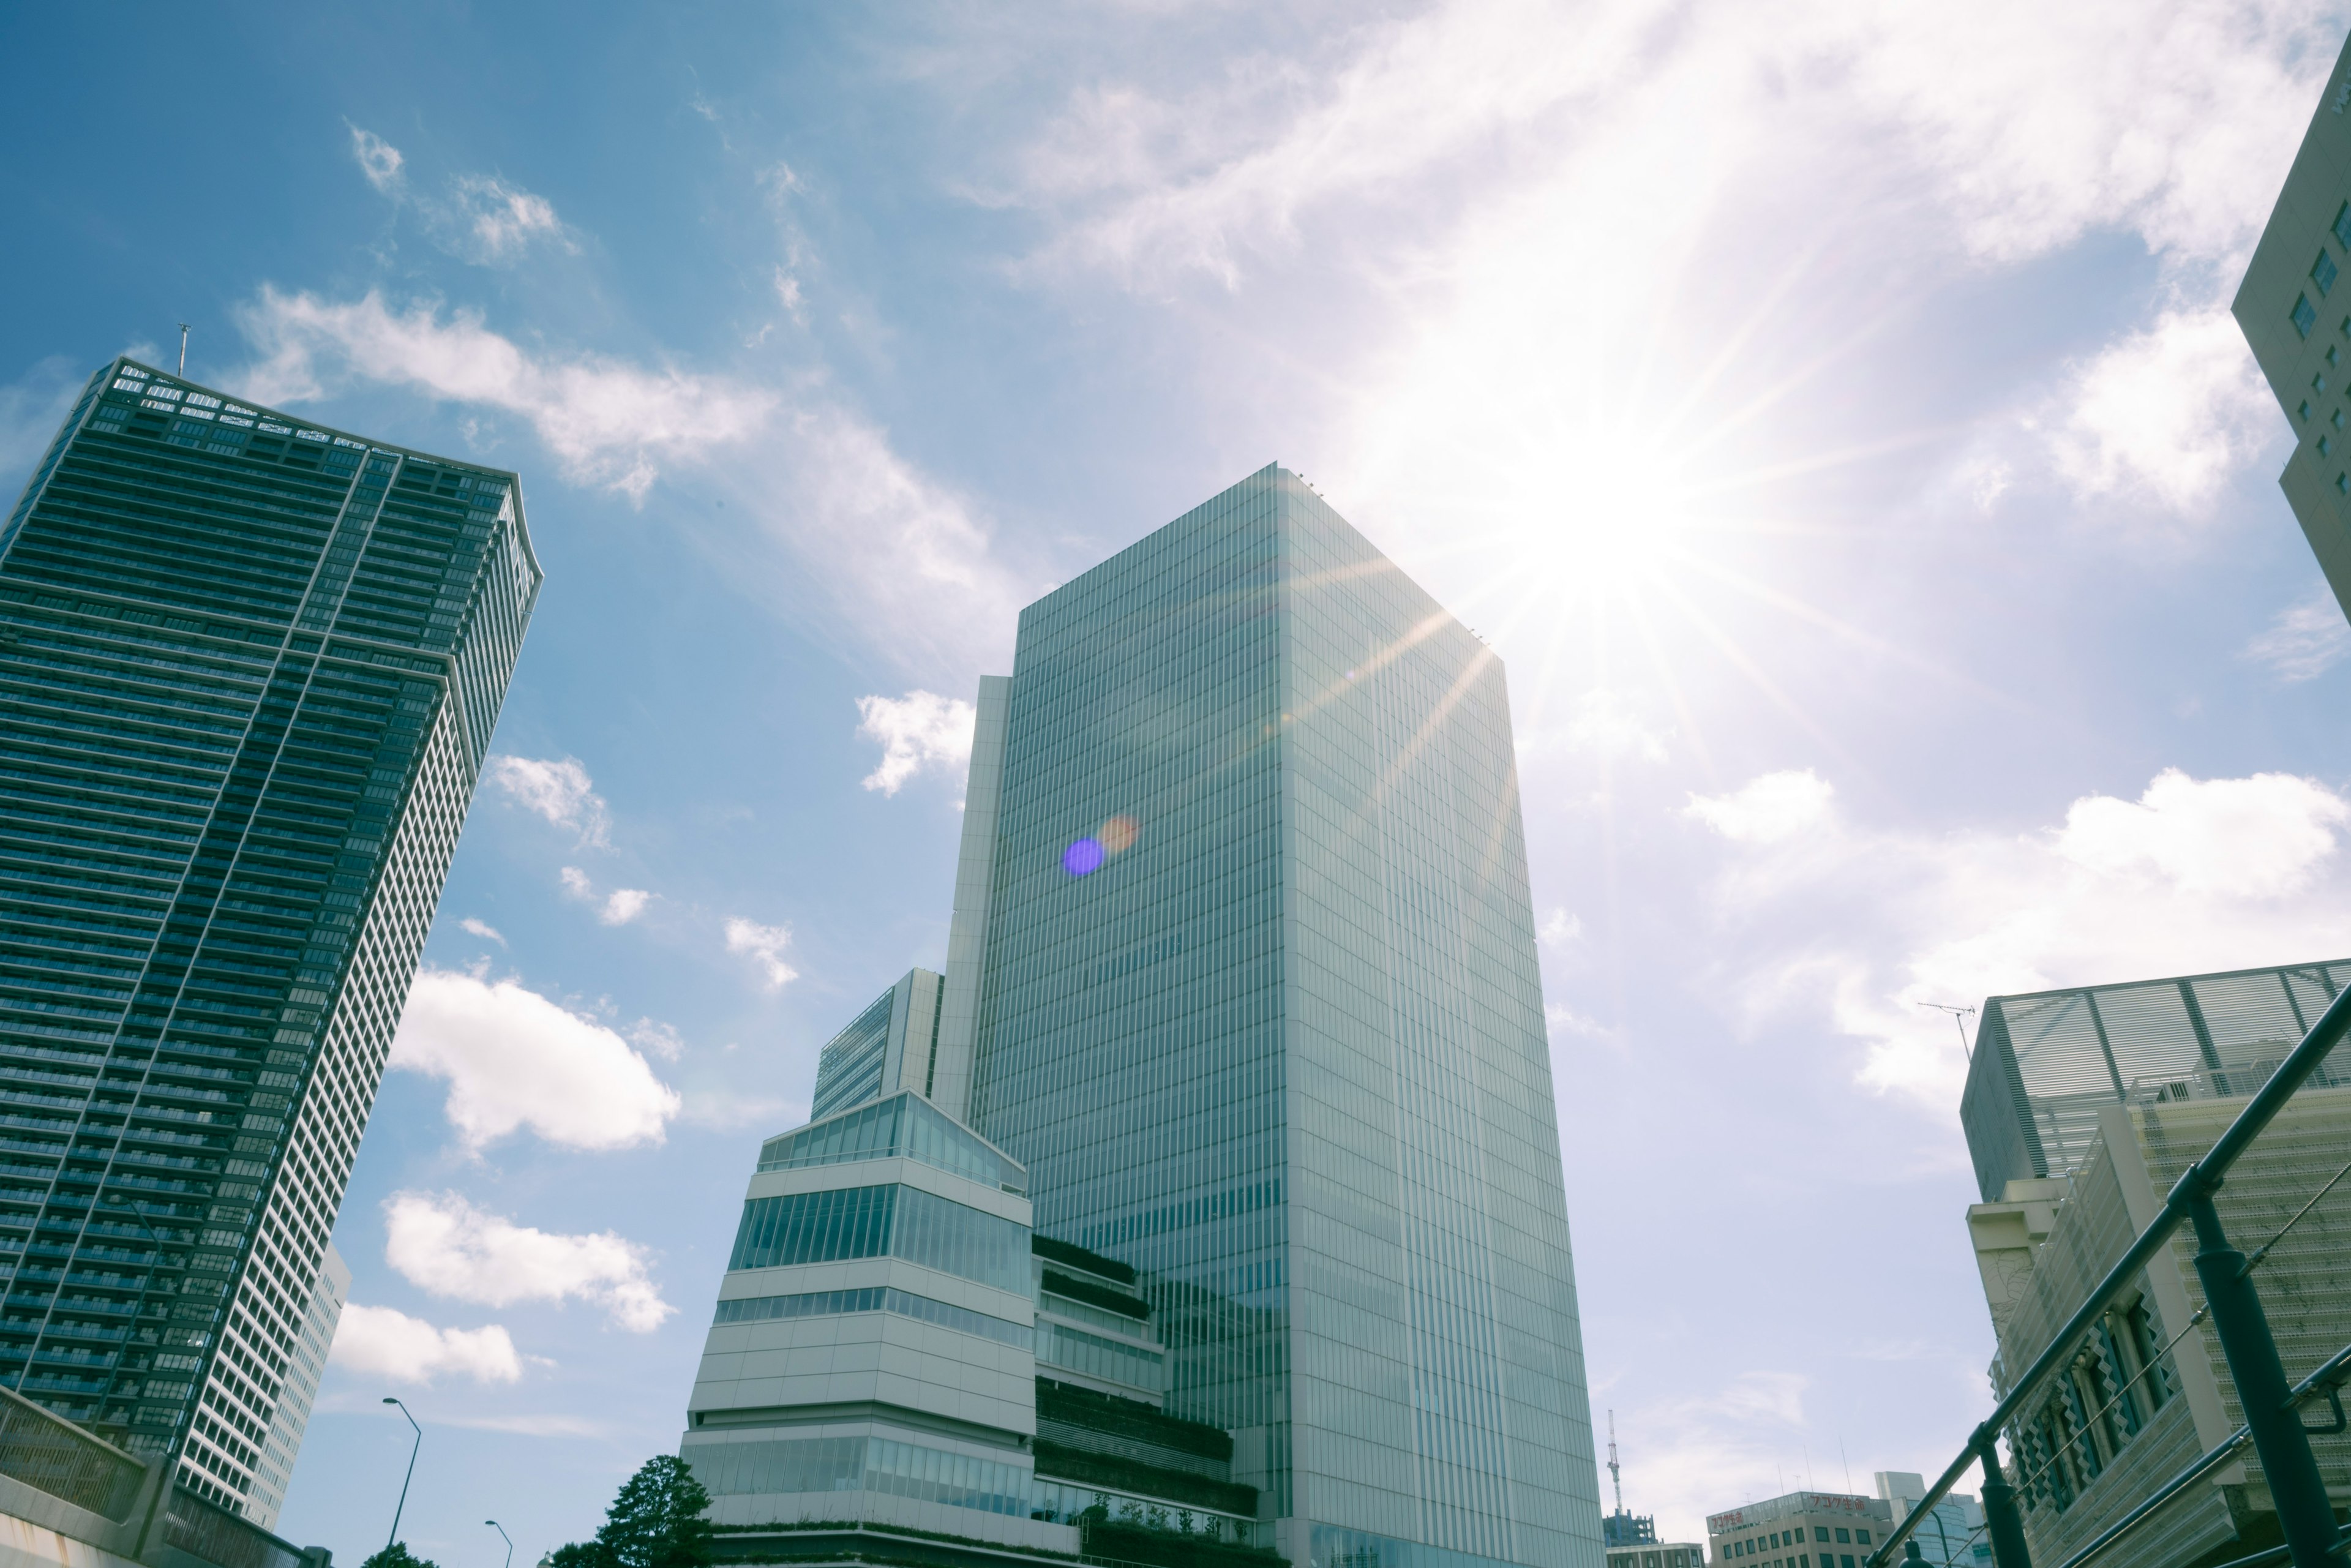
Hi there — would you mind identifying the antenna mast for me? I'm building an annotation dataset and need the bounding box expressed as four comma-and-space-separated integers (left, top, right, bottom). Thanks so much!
1918, 1002, 1976, 1061
1608, 1409, 1622, 1514
176, 323, 190, 378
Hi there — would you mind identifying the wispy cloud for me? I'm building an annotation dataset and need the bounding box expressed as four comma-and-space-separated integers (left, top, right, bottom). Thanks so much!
2244, 586, 2351, 681
559, 866, 653, 926
389, 967, 681, 1151
384, 1190, 672, 1332
724, 918, 798, 991
229, 287, 1024, 678
487, 756, 611, 847
235, 288, 771, 501
459, 916, 506, 945
856, 690, 976, 795
344, 124, 577, 267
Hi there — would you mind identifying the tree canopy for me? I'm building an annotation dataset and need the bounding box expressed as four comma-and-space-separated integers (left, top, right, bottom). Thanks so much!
548, 1455, 714, 1568
361, 1545, 440, 1568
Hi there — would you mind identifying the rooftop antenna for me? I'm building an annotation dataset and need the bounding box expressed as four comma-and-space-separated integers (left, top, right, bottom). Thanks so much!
1918, 1002, 1976, 1061
1607, 1409, 1622, 1515
176, 323, 190, 378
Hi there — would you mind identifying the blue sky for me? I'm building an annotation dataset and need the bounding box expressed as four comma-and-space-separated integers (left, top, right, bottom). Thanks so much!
9, 1, 2351, 1558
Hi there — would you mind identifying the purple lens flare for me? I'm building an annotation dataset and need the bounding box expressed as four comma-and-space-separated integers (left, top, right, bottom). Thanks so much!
1063, 838, 1105, 876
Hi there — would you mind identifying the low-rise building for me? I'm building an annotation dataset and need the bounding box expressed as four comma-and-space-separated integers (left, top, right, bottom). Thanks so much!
1603, 1538, 1706, 1568
1705, 1491, 1891, 1568
1964, 1081, 2351, 1567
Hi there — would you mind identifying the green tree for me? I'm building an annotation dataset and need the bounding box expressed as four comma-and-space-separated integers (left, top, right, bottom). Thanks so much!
548, 1455, 714, 1568
361, 1546, 439, 1568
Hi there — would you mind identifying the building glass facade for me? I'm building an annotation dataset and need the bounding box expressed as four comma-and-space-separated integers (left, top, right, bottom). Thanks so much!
0, 358, 540, 1512
964, 466, 1599, 1566
1959, 961, 2347, 1202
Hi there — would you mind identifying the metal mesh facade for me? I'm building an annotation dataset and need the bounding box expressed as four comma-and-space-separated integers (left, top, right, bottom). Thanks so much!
965, 466, 1600, 1568
0, 358, 540, 1512
1960, 962, 2350, 1202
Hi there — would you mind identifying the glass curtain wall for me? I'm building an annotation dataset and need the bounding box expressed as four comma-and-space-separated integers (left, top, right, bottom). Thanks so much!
967, 466, 1600, 1567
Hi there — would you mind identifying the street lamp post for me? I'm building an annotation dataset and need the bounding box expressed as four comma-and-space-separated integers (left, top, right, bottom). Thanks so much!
382, 1397, 421, 1550
487, 1520, 513, 1568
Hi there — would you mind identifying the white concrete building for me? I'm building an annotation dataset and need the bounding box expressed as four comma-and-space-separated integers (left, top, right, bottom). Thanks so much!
680, 1090, 1074, 1556
246, 1241, 348, 1531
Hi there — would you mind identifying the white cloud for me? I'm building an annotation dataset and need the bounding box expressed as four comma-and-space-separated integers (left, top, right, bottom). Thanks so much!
347, 124, 406, 194
235, 289, 774, 500
2053, 767, 2348, 898
1539, 909, 1583, 948
458, 917, 506, 945
856, 691, 977, 795
384, 1191, 672, 1333
229, 288, 1025, 678
628, 1019, 686, 1061
449, 173, 574, 264
389, 967, 680, 1150
2043, 309, 2275, 514
487, 756, 611, 846
1562, 689, 1670, 763
560, 867, 651, 926
1685, 770, 1835, 844
2244, 587, 2351, 681
329, 1302, 520, 1385
724, 918, 798, 990
1689, 766, 2351, 1105
342, 125, 572, 266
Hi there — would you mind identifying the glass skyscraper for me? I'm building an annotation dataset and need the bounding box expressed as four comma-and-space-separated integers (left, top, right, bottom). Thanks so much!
0, 357, 540, 1513
934, 466, 1601, 1568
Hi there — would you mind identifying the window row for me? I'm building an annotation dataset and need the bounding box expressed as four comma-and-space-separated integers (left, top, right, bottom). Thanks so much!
726, 1182, 1029, 1294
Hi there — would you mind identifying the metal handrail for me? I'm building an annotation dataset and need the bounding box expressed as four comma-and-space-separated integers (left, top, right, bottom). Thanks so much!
1866, 981, 2351, 1567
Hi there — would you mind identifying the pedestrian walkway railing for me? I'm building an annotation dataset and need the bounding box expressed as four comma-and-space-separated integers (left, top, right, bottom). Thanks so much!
1867, 983, 2351, 1568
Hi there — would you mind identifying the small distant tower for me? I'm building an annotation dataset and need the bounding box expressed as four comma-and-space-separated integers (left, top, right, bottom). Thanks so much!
1602, 1410, 1659, 1547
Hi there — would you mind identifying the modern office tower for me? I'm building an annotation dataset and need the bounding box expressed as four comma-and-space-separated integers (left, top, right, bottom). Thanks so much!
1703, 1492, 1891, 1568
0, 358, 541, 1513
1964, 1087, 2351, 1567
811, 969, 947, 1121
938, 465, 1601, 1567
248, 1241, 348, 1530
1958, 961, 2347, 1203
2237, 26, 2351, 623
1869, 1474, 1983, 1568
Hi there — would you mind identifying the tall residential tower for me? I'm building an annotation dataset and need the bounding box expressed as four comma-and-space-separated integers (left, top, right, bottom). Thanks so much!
0, 358, 541, 1513
936, 466, 1602, 1568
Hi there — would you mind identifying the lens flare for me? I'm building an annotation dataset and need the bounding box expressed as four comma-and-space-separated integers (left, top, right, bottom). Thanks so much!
1100, 815, 1139, 854
1063, 838, 1104, 876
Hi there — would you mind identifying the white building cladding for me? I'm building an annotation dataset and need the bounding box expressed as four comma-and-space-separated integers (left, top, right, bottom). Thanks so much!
246, 1240, 347, 1529
681, 1090, 1075, 1555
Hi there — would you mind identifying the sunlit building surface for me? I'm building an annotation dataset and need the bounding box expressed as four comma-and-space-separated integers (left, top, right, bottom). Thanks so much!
1703, 1491, 1891, 1568
1958, 962, 2349, 1203
939, 465, 1602, 1568
811, 968, 947, 1121
248, 1240, 348, 1530
0, 358, 541, 1512
1966, 1087, 2351, 1567
2235, 26, 2351, 623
